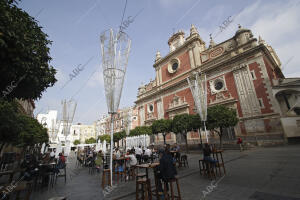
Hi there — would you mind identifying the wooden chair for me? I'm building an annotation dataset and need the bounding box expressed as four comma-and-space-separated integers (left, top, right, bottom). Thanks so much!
136, 178, 152, 200
128, 166, 136, 181
55, 166, 67, 184
101, 169, 111, 188
163, 177, 181, 200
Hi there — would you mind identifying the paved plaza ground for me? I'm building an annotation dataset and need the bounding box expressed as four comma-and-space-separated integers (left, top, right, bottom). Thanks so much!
29, 145, 300, 200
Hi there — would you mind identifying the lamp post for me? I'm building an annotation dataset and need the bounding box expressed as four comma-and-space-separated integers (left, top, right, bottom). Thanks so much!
187, 72, 209, 143
100, 29, 131, 186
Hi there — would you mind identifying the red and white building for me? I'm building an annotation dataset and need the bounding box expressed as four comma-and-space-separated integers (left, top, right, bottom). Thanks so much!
135, 25, 297, 145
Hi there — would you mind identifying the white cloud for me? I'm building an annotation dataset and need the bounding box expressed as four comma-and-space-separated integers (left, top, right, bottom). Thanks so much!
202, 0, 300, 78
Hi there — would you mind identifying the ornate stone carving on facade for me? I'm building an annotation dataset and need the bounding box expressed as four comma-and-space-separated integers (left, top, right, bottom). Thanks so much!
138, 84, 146, 95
208, 34, 216, 49
190, 24, 198, 36
232, 64, 247, 72
210, 92, 234, 105
146, 112, 156, 120
168, 95, 188, 110
155, 51, 162, 62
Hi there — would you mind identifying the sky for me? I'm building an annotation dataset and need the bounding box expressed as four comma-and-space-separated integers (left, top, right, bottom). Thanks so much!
19, 0, 300, 124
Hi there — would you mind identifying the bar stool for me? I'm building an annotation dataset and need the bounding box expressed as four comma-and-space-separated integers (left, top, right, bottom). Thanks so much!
212, 150, 226, 176
180, 155, 189, 168
163, 177, 181, 200
101, 169, 111, 188
128, 166, 136, 181
199, 159, 205, 175
136, 178, 152, 200
204, 160, 216, 180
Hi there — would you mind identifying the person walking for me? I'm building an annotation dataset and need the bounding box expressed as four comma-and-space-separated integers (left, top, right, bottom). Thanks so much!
135, 146, 142, 164
237, 137, 243, 151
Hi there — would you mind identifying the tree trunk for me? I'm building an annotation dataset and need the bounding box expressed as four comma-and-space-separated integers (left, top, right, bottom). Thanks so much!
184, 132, 189, 154
0, 143, 6, 156
163, 133, 166, 145
150, 135, 155, 144
219, 127, 223, 150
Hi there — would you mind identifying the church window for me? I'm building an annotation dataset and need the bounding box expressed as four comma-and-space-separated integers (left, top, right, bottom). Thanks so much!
168, 58, 180, 74
250, 70, 256, 80
148, 104, 154, 113
214, 79, 224, 91
258, 98, 264, 108
172, 62, 178, 71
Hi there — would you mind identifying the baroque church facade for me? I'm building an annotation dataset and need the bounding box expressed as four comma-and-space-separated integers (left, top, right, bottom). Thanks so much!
135, 25, 291, 144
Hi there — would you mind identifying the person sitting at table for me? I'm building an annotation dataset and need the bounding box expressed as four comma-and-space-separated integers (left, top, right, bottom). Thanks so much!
54, 153, 66, 174
42, 152, 51, 164
203, 143, 217, 164
114, 148, 121, 159
21, 154, 39, 181
173, 143, 181, 163
125, 150, 137, 180
156, 148, 177, 194
50, 149, 55, 160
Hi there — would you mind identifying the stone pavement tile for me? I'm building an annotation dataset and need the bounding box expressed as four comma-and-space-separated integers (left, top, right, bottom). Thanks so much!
31, 169, 104, 200
205, 184, 256, 200
249, 191, 300, 200
261, 177, 300, 198
103, 146, 300, 200
31, 152, 104, 200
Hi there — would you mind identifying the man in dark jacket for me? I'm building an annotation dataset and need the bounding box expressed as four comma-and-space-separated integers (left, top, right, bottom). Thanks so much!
156, 148, 177, 193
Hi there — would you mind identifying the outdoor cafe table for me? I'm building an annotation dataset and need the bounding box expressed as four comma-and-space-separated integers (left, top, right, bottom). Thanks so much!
0, 168, 26, 184
136, 163, 160, 199
113, 157, 128, 182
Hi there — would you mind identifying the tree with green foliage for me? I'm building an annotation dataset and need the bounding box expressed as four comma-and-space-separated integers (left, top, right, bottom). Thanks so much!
98, 134, 111, 143
0, 100, 22, 152
207, 105, 239, 149
114, 130, 126, 142
73, 139, 80, 145
16, 114, 49, 147
0, 100, 48, 151
172, 114, 193, 153
129, 126, 152, 137
152, 119, 172, 145
114, 130, 126, 147
85, 137, 96, 144
0, 0, 56, 100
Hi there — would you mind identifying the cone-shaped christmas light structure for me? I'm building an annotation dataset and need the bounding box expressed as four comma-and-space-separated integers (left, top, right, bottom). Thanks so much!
100, 29, 131, 186
187, 72, 208, 143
